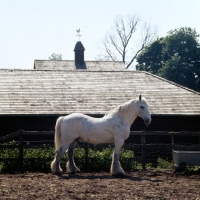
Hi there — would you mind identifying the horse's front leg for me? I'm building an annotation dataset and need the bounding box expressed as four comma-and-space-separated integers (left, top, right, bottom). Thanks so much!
110, 138, 125, 177
66, 141, 80, 173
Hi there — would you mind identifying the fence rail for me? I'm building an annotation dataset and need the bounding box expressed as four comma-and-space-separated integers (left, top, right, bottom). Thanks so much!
0, 130, 200, 171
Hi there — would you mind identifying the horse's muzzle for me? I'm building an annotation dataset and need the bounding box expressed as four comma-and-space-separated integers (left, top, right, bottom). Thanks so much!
144, 118, 151, 126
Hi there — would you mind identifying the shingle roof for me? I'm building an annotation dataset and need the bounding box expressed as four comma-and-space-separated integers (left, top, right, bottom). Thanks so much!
34, 60, 126, 71
0, 69, 200, 115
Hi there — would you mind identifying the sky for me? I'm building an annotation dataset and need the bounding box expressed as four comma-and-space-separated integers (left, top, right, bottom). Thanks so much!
0, 0, 200, 69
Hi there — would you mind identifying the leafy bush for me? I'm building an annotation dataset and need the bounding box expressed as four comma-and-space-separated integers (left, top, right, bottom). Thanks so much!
0, 142, 136, 172
0, 141, 175, 172
157, 157, 172, 169
0, 142, 54, 171
120, 149, 137, 170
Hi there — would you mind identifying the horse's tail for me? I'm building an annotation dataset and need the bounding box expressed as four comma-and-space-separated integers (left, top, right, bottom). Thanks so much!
54, 116, 64, 151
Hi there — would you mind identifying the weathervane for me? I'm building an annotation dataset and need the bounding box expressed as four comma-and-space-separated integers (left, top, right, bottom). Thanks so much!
76, 28, 82, 41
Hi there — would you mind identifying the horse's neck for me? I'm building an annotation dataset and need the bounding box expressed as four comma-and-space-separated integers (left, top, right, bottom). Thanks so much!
119, 102, 138, 127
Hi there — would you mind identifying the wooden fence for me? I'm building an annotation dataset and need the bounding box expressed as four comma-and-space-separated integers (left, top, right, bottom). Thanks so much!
0, 130, 200, 171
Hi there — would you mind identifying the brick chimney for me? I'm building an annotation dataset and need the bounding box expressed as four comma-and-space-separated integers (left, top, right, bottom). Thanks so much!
74, 41, 86, 69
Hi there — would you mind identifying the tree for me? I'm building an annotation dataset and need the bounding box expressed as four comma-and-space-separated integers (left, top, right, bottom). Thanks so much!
136, 27, 200, 92
97, 15, 157, 69
48, 53, 62, 60
135, 38, 164, 74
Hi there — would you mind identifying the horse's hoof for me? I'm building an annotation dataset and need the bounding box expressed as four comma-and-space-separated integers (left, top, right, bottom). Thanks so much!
112, 174, 126, 178
111, 172, 126, 178
52, 171, 63, 176
68, 171, 78, 174
74, 167, 80, 173
66, 165, 80, 174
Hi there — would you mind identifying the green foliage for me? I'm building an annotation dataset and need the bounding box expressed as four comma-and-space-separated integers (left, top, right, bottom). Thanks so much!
0, 142, 55, 171
85, 147, 112, 171
48, 53, 62, 60
136, 27, 200, 92
0, 143, 136, 172
120, 148, 137, 170
157, 157, 172, 169
145, 163, 154, 169
173, 162, 200, 173
0, 142, 174, 172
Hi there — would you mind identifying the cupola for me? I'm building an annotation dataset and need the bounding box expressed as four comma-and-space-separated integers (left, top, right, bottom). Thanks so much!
74, 41, 86, 69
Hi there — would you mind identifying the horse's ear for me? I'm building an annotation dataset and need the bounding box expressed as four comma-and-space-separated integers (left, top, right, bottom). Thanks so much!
139, 95, 142, 101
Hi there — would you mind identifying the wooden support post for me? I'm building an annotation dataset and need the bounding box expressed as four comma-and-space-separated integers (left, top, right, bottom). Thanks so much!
141, 133, 146, 170
19, 130, 24, 172
199, 135, 200, 145
85, 145, 89, 168
171, 135, 174, 146
171, 134, 175, 171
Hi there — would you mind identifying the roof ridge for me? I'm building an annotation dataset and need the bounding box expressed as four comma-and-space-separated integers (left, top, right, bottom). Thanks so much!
34, 60, 124, 63
0, 69, 138, 72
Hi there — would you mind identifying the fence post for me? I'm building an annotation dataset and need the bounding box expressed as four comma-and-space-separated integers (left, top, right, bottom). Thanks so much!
171, 134, 174, 146
199, 135, 200, 145
85, 145, 89, 168
19, 130, 24, 171
171, 134, 175, 170
141, 132, 146, 170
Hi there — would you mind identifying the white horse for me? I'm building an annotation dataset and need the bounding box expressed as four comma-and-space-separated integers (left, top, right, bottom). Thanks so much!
51, 95, 151, 176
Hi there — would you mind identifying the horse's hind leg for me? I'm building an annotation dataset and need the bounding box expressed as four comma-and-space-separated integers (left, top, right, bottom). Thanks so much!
51, 143, 69, 175
66, 141, 80, 173
110, 138, 125, 177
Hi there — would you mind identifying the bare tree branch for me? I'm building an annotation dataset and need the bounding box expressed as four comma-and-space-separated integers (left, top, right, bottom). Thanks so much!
97, 14, 158, 69
104, 40, 117, 61
109, 35, 123, 57
126, 23, 158, 69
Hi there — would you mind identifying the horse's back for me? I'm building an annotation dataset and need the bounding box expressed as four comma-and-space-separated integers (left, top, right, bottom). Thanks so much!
62, 113, 96, 124
63, 113, 88, 120
60, 113, 98, 133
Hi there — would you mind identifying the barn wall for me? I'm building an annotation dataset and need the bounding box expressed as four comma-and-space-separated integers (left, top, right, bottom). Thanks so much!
127, 116, 200, 144
131, 116, 200, 132
0, 115, 200, 144
1, 115, 200, 136
0, 115, 58, 136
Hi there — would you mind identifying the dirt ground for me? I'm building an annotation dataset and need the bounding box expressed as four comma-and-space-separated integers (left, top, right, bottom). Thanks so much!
0, 170, 200, 200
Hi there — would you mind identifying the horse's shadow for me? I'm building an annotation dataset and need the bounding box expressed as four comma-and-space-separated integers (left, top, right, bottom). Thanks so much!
57, 172, 163, 182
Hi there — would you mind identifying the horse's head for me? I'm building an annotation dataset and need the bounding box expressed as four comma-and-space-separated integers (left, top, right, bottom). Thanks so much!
136, 95, 151, 126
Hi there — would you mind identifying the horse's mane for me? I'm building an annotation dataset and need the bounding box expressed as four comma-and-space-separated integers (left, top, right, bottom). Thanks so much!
105, 97, 149, 116
105, 100, 135, 116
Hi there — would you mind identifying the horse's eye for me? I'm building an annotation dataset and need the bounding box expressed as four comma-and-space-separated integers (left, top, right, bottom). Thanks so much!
140, 106, 144, 110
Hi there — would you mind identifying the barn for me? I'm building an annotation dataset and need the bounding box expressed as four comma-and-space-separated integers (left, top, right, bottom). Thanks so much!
0, 41, 200, 145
